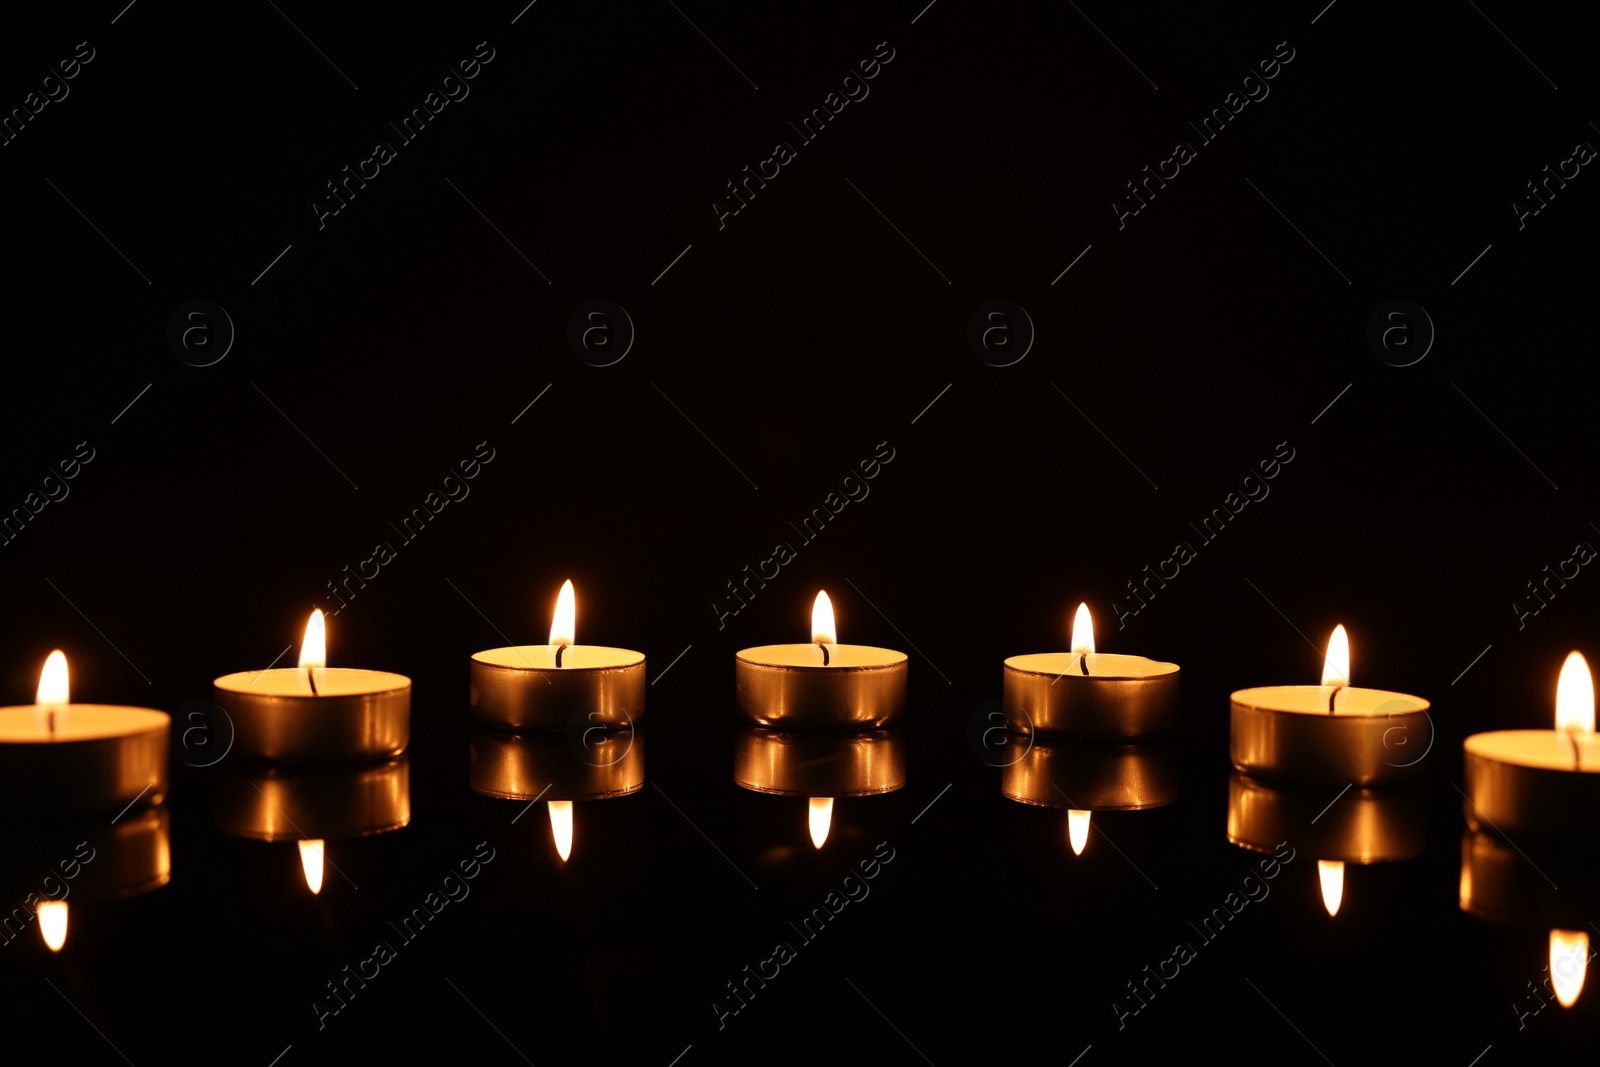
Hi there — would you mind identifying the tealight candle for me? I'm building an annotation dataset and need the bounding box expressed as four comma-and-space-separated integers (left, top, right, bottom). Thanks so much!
1230, 624, 1430, 786
470, 580, 646, 732
1464, 651, 1600, 842
214, 610, 410, 764
1003, 603, 1179, 739
998, 736, 1178, 855
735, 591, 907, 729
733, 725, 906, 848
0, 651, 169, 814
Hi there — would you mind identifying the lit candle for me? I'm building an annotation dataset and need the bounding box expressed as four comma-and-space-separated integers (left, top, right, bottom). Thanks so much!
468, 727, 645, 862
470, 580, 646, 732
732, 725, 906, 849
212, 758, 410, 893
735, 591, 908, 729
997, 735, 1179, 856
1227, 771, 1423, 917
1002, 603, 1179, 739
0, 651, 169, 814
214, 610, 410, 763
1230, 624, 1430, 785
1463, 651, 1600, 841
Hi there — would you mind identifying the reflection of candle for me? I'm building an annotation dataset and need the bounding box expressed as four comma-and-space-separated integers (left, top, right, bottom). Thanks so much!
215, 611, 410, 763
468, 728, 645, 863
1002, 603, 1179, 739
1227, 771, 1424, 917
212, 758, 410, 894
1231, 625, 1430, 785
1464, 651, 1600, 841
470, 580, 645, 732
998, 735, 1179, 856
732, 725, 905, 848
735, 591, 907, 729
0, 651, 169, 814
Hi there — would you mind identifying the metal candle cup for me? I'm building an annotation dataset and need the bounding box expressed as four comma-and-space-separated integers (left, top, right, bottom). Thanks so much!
212, 758, 411, 841
1002, 653, 1179, 739
468, 727, 644, 801
0, 704, 169, 814
1226, 772, 1425, 862
214, 668, 410, 764
1458, 829, 1600, 928
1229, 685, 1430, 786
1462, 730, 1600, 842
732, 727, 906, 797
999, 738, 1178, 810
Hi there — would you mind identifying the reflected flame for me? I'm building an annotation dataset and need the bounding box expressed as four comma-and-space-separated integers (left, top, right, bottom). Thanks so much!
1556, 652, 1594, 733
1318, 860, 1344, 916
1321, 626, 1349, 688
1067, 809, 1091, 855
299, 610, 326, 670
1071, 603, 1095, 655
809, 797, 834, 849
37, 650, 69, 706
1551, 929, 1589, 1008
549, 800, 573, 862
549, 580, 576, 648
811, 591, 837, 646
299, 839, 326, 894
38, 900, 67, 952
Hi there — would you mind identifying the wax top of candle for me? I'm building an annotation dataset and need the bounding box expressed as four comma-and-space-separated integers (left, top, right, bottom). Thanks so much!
214, 667, 411, 697
737, 644, 906, 669
0, 705, 168, 742
473, 645, 644, 670
1005, 652, 1177, 680
1231, 685, 1428, 716
1465, 729, 1600, 771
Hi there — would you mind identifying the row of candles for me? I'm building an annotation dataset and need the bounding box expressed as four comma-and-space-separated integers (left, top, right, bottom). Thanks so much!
0, 584, 1593, 1002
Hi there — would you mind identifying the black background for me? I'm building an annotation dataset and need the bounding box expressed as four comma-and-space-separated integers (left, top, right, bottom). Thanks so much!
1, 0, 1597, 1063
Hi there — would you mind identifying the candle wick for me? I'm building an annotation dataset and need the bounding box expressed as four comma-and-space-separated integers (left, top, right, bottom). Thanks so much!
1077, 652, 1089, 675
1570, 728, 1582, 772
306, 667, 320, 696
555, 643, 567, 668
1327, 686, 1338, 714
818, 642, 830, 667
47, 708, 56, 737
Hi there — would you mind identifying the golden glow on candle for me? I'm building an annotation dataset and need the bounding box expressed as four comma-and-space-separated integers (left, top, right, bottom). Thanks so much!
1551, 929, 1589, 1007
36, 650, 68, 706
1318, 859, 1344, 916
299, 611, 326, 670
1071, 603, 1095, 655
1067, 809, 1091, 855
808, 796, 834, 849
38, 900, 67, 952
1555, 652, 1594, 733
549, 580, 576, 649
299, 839, 326, 894
549, 800, 573, 861
1321, 626, 1350, 688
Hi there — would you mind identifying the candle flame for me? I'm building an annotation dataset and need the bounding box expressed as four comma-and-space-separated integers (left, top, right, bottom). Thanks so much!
1071, 603, 1095, 655
549, 580, 576, 648
1318, 860, 1345, 916
1556, 652, 1594, 733
299, 839, 325, 894
811, 591, 837, 646
549, 800, 573, 861
1321, 625, 1350, 688
1551, 929, 1590, 1008
1067, 809, 1091, 855
36, 650, 68, 706
299, 610, 326, 670
38, 901, 67, 952
809, 797, 833, 849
